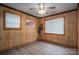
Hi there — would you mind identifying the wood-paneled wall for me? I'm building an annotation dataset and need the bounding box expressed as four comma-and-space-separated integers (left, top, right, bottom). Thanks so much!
0, 6, 39, 51
78, 6, 79, 54
40, 10, 78, 48
0, 5, 78, 51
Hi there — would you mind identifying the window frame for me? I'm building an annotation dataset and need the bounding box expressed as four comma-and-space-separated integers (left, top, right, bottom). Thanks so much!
44, 16, 66, 36
3, 10, 22, 30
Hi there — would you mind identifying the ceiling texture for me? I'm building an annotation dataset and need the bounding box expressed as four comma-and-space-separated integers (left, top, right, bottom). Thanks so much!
3, 3, 78, 18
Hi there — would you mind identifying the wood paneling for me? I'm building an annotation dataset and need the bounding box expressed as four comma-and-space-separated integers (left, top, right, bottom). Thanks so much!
0, 6, 39, 51
78, 5, 79, 54
0, 5, 78, 51
40, 10, 78, 48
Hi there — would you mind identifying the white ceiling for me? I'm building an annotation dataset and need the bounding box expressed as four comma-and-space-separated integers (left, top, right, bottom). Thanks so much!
3, 3, 78, 18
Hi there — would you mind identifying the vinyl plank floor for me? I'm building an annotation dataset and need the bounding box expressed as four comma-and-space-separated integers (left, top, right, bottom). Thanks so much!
0, 41, 77, 55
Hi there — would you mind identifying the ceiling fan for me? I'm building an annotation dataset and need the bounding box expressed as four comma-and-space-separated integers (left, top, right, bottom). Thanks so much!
28, 3, 56, 15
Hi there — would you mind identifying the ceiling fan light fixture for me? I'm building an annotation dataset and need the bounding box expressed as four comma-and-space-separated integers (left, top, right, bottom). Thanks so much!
38, 10, 46, 14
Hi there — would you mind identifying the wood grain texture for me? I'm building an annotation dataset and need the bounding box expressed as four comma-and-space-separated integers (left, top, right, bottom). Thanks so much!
0, 5, 78, 52
0, 41, 77, 55
78, 6, 79, 54
0, 6, 39, 51
40, 10, 78, 48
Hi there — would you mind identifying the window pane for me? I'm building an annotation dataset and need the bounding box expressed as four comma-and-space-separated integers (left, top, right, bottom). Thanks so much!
45, 17, 64, 34
5, 12, 20, 28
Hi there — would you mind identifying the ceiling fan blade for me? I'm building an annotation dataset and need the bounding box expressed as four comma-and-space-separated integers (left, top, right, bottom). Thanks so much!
28, 8, 37, 10
47, 7, 56, 10
36, 13, 39, 15
46, 11, 49, 15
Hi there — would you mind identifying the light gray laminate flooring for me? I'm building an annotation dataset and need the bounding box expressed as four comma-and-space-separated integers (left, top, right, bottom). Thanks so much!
0, 41, 77, 55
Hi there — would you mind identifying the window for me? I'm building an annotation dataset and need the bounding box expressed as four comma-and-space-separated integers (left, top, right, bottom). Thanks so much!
45, 17, 65, 34
3, 11, 21, 30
